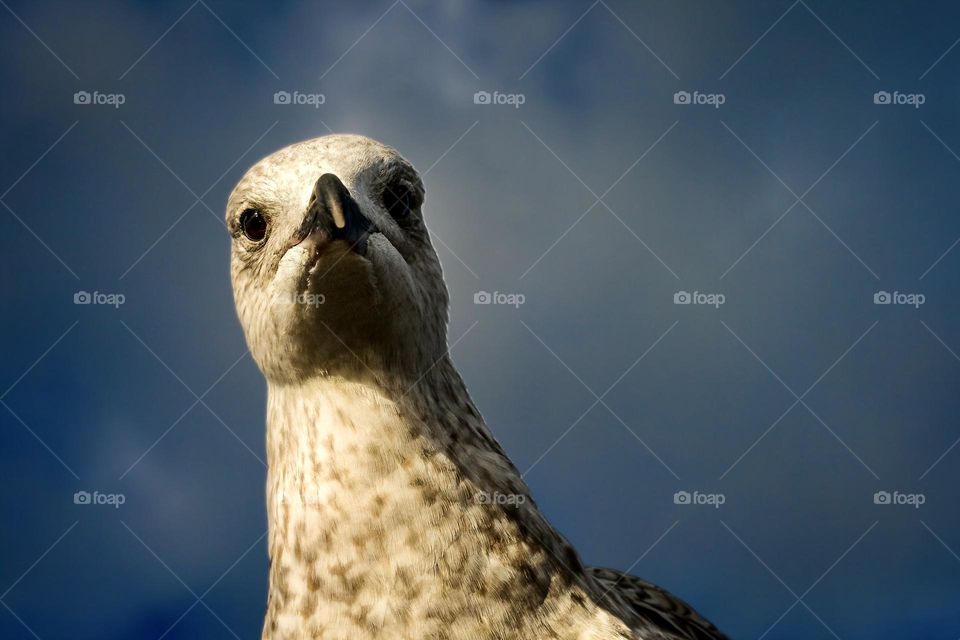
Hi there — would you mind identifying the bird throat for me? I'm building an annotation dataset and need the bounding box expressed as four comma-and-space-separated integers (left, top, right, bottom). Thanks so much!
260, 371, 628, 639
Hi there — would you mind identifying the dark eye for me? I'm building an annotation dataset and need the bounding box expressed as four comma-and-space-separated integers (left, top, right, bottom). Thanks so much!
239, 208, 267, 242
383, 183, 415, 221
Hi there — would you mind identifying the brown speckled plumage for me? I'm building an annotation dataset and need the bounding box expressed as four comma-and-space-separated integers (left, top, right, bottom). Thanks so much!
227, 134, 728, 640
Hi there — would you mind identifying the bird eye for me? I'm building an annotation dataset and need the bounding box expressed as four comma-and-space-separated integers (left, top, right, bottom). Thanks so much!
383, 183, 415, 221
239, 208, 268, 242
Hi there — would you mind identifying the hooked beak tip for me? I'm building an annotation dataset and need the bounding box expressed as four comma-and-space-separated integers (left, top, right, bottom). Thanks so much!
330, 202, 347, 230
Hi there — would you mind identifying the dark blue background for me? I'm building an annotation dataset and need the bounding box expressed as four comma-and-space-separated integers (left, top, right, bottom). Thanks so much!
2, 1, 959, 638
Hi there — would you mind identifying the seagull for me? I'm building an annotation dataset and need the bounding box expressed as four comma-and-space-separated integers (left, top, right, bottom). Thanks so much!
226, 134, 728, 640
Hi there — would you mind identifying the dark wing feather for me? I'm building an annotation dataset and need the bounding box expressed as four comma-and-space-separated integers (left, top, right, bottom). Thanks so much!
588, 566, 729, 640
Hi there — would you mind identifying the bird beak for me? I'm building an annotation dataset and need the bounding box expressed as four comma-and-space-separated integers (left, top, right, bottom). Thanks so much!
288, 173, 373, 256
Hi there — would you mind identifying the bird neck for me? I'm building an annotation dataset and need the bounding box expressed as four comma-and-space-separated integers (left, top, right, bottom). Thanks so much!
263, 358, 526, 542
260, 362, 621, 639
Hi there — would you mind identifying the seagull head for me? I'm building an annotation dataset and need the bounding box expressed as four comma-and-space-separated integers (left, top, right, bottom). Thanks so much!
226, 134, 449, 383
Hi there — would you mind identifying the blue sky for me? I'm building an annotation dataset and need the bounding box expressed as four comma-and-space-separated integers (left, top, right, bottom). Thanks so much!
2, 1, 960, 638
